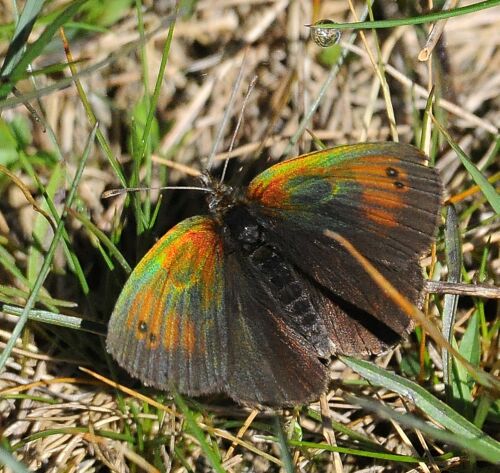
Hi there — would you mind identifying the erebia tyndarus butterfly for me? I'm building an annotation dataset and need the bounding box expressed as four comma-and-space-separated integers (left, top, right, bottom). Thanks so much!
106, 142, 442, 407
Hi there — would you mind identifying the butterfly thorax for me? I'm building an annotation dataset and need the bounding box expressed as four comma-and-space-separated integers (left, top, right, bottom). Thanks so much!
203, 174, 332, 352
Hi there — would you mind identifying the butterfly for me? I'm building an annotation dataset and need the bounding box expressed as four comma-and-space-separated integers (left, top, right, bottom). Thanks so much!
106, 142, 442, 407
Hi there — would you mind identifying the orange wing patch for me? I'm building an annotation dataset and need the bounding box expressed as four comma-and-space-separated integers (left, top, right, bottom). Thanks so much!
346, 156, 409, 229
181, 318, 199, 354
108, 216, 224, 357
164, 311, 180, 351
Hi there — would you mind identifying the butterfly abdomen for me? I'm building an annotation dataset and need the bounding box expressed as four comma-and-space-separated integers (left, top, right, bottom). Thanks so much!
223, 205, 331, 357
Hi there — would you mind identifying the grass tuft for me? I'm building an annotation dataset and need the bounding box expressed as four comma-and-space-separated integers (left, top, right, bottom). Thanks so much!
1, 1, 499, 471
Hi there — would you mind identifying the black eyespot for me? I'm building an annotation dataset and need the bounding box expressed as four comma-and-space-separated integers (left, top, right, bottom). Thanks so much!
149, 333, 157, 343
138, 321, 148, 332
394, 181, 405, 189
386, 167, 399, 177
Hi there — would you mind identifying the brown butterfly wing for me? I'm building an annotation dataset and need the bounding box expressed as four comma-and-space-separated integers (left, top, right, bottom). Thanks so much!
246, 143, 442, 353
106, 216, 228, 396
222, 239, 328, 406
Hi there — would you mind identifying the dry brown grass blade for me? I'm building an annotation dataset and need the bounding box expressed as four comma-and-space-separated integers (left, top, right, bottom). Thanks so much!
223, 408, 259, 462
418, 0, 459, 62
0, 164, 56, 232
447, 172, 500, 204
79, 366, 176, 416
319, 393, 344, 473
425, 281, 500, 298
0, 377, 100, 395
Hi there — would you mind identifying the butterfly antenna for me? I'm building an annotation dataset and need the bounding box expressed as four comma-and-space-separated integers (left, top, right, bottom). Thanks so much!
220, 74, 258, 184
102, 185, 210, 199
205, 48, 249, 174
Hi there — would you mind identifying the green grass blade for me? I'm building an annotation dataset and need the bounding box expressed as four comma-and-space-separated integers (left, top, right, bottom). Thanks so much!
273, 417, 294, 473
310, 0, 500, 31
27, 162, 64, 286
0, 285, 76, 309
288, 439, 423, 463
435, 123, 500, 213
0, 446, 29, 473
0, 123, 97, 371
19, 153, 89, 295
2, 304, 106, 335
0, 0, 88, 100
0, 244, 31, 291
347, 394, 500, 463
442, 204, 462, 388
451, 311, 480, 419
172, 391, 225, 473
306, 406, 385, 451
0, 0, 45, 77
134, 13, 176, 224
340, 356, 500, 462
71, 210, 132, 274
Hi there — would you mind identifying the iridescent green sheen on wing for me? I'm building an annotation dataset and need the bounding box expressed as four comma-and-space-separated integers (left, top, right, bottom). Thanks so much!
125, 216, 224, 313
246, 142, 429, 210
106, 215, 227, 395
246, 144, 364, 208
246, 142, 441, 249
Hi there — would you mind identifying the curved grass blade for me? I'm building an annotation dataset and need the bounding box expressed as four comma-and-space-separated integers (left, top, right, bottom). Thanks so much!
172, 392, 226, 473
340, 356, 500, 463
0, 0, 88, 100
433, 120, 500, 213
309, 1, 500, 31
0, 0, 45, 78
68, 209, 132, 274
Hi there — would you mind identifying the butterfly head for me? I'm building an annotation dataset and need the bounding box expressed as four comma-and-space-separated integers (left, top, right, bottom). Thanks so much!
199, 170, 237, 217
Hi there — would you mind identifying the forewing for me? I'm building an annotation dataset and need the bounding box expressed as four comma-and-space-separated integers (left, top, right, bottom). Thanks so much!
246, 143, 442, 342
106, 216, 227, 396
